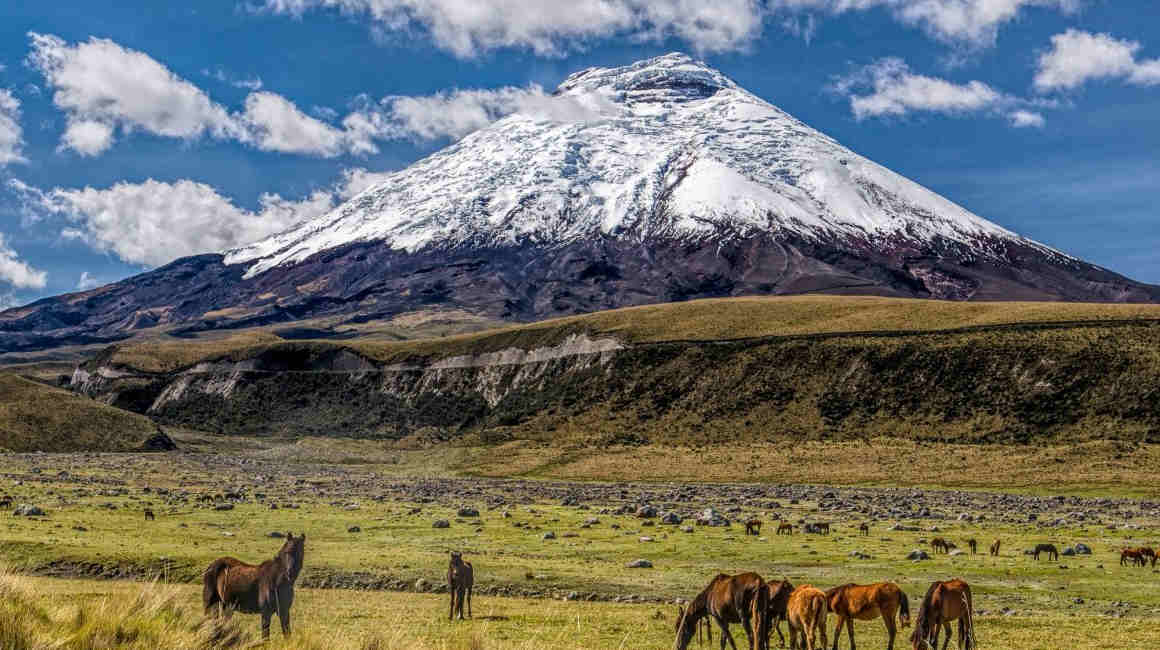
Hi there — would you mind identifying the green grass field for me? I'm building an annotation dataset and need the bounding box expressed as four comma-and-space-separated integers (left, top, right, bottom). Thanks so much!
1, 447, 1158, 648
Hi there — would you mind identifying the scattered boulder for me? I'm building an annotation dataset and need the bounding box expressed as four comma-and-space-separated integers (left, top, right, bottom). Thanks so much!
1075, 543, 1093, 555
457, 507, 480, 517
660, 512, 682, 525
1062, 547, 1076, 556
268, 531, 285, 538
626, 559, 653, 569
432, 519, 450, 529
348, 526, 361, 533
12, 504, 45, 517
907, 549, 931, 561
214, 504, 234, 511
542, 531, 556, 540
635, 505, 658, 518
141, 430, 178, 452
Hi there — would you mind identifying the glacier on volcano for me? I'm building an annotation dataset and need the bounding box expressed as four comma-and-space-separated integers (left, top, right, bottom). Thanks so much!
225, 53, 1062, 279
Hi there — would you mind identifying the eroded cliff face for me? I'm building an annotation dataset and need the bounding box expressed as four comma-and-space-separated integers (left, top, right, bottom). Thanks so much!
72, 325, 1160, 443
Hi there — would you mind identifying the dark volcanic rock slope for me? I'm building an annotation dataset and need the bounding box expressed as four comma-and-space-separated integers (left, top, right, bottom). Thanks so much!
4, 53, 1158, 352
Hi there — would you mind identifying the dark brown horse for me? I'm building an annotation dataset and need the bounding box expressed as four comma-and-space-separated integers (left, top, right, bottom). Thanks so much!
448, 551, 474, 620
777, 523, 794, 536
674, 573, 769, 650
989, 540, 1000, 557
930, 538, 951, 554
966, 539, 976, 555
761, 579, 794, 649
144, 509, 155, 521
825, 582, 910, 650
203, 532, 305, 639
859, 523, 870, 536
1137, 547, 1157, 567
910, 579, 974, 650
746, 520, 763, 536
1032, 544, 1058, 561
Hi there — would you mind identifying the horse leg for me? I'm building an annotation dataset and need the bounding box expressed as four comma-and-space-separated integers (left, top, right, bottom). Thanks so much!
844, 617, 854, 650
260, 610, 272, 640
717, 618, 739, 650
883, 614, 897, 650
280, 607, 291, 637
775, 617, 786, 649
940, 623, 952, 650
742, 615, 754, 650
467, 584, 473, 619
830, 615, 843, 650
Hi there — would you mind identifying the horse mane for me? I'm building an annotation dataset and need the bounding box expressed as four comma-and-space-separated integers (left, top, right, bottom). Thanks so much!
273, 533, 306, 586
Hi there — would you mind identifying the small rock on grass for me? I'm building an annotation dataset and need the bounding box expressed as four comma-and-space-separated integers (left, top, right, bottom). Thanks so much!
626, 559, 653, 568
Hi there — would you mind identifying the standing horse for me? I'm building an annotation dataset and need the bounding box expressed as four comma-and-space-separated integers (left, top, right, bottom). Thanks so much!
910, 579, 974, 650
930, 539, 950, 554
674, 573, 769, 650
1121, 548, 1146, 567
859, 523, 870, 536
448, 551, 474, 620
1137, 547, 1157, 567
746, 520, 763, 536
787, 585, 828, 650
966, 539, 977, 555
825, 582, 910, 650
203, 532, 305, 639
1033, 544, 1059, 561
989, 540, 1000, 557
762, 580, 794, 649
777, 523, 794, 536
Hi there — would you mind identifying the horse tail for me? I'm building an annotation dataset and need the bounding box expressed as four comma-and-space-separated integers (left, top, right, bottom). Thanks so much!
898, 589, 911, 627
959, 584, 976, 650
202, 559, 229, 613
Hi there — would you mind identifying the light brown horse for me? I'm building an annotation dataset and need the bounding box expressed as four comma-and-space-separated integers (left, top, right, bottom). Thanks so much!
825, 582, 910, 650
761, 580, 794, 649
1121, 548, 1146, 567
203, 532, 305, 639
448, 551, 474, 620
989, 540, 1000, 557
777, 523, 794, 535
787, 585, 828, 650
674, 573, 769, 650
910, 579, 974, 650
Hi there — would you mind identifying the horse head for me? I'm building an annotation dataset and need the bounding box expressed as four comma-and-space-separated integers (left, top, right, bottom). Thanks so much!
277, 532, 306, 583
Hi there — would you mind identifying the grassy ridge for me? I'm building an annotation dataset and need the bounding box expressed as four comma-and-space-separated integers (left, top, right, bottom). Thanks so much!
99, 296, 1160, 371
0, 374, 158, 452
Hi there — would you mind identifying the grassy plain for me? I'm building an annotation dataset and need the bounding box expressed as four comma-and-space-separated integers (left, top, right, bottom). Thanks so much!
0, 374, 157, 452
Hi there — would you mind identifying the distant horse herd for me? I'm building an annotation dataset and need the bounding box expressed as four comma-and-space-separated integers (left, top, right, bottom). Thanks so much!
188, 519, 1141, 648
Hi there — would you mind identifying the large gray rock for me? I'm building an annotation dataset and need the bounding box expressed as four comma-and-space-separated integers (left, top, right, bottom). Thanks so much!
432, 519, 450, 528
907, 549, 931, 561
12, 504, 45, 517
626, 559, 653, 568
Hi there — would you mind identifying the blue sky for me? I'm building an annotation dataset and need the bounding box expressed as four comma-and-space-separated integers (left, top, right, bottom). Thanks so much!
0, 0, 1158, 307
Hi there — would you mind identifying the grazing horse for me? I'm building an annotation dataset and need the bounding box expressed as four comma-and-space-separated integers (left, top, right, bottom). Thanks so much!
989, 540, 1000, 557
1121, 548, 1146, 567
1033, 544, 1059, 561
859, 523, 870, 536
786, 585, 828, 650
966, 539, 976, 555
930, 538, 951, 554
203, 532, 305, 639
762, 580, 794, 649
144, 509, 155, 521
777, 523, 794, 536
674, 573, 769, 650
1137, 547, 1157, 567
910, 579, 974, 650
448, 551, 474, 620
746, 520, 763, 536
825, 582, 910, 650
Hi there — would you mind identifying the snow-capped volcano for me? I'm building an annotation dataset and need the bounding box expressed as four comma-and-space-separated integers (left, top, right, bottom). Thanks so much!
226, 53, 1051, 278
4, 54, 1158, 353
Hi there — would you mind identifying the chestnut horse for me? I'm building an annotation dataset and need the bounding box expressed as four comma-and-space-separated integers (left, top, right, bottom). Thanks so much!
930, 538, 950, 554
787, 585, 828, 650
1121, 548, 1146, 567
989, 540, 1000, 557
448, 551, 474, 620
910, 579, 974, 650
674, 573, 769, 650
203, 532, 305, 639
1137, 547, 1157, 567
825, 582, 910, 650
762, 579, 794, 649
777, 523, 794, 535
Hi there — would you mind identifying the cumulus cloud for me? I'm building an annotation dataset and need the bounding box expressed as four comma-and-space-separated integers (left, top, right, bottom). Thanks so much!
262, 0, 767, 57
1008, 109, 1045, 128
0, 233, 47, 290
1034, 29, 1160, 92
0, 89, 27, 166
381, 84, 618, 141
27, 33, 386, 158
773, 0, 1079, 48
76, 271, 102, 290
835, 57, 1051, 127
9, 167, 401, 268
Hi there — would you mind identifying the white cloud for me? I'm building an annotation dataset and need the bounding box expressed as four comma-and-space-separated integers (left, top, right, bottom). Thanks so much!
0, 233, 47, 290
203, 67, 264, 91
1008, 109, 1045, 128
76, 271, 102, 290
839, 58, 1002, 119
773, 0, 1079, 48
9, 167, 401, 268
262, 0, 767, 58
28, 33, 240, 155
27, 33, 386, 158
16, 178, 336, 267
381, 84, 618, 141
837, 58, 1054, 128
1034, 29, 1160, 91
0, 89, 27, 166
